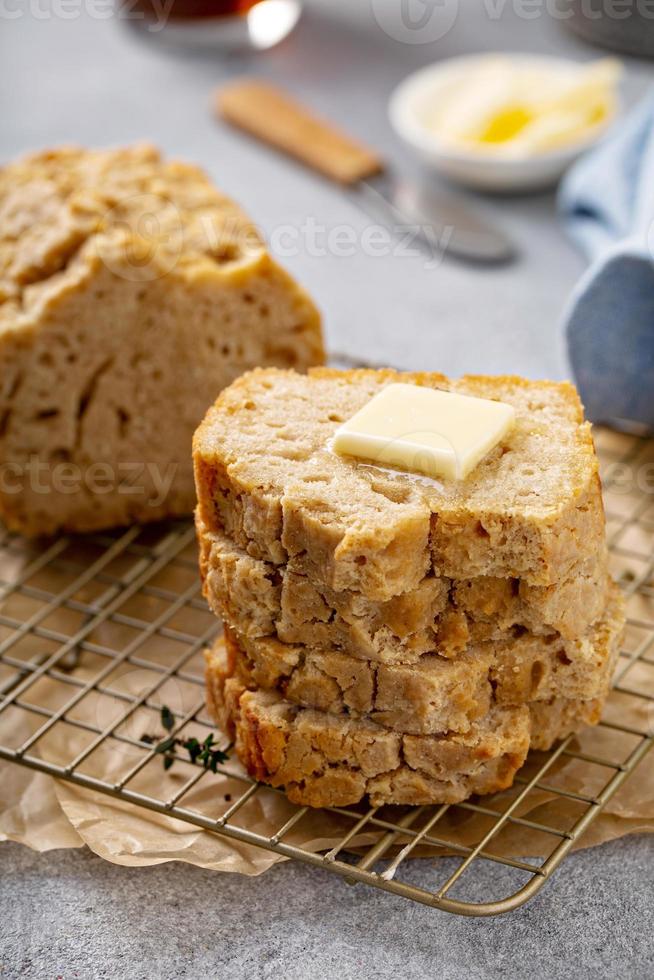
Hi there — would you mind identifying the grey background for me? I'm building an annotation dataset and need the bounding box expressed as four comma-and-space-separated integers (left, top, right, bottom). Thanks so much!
1, 1, 653, 977
1, 835, 653, 980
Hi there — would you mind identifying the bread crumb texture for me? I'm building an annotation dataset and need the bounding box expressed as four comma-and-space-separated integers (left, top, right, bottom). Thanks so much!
0, 145, 323, 535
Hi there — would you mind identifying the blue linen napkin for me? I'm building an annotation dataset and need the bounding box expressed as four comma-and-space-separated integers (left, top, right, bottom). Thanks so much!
559, 97, 654, 430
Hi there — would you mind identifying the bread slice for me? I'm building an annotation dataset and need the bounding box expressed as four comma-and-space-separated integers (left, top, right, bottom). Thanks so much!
197, 519, 610, 661
0, 146, 323, 535
223, 622, 493, 734
206, 639, 531, 807
194, 368, 605, 601
220, 581, 621, 734
205, 638, 610, 806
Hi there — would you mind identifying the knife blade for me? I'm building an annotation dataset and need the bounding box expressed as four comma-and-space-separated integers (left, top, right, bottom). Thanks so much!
216, 79, 516, 266
357, 173, 515, 264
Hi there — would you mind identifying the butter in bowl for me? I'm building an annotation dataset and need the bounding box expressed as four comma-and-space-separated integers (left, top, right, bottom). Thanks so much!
389, 54, 621, 193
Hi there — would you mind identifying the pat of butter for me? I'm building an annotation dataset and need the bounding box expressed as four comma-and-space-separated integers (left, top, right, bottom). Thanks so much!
332, 383, 515, 481
425, 56, 620, 158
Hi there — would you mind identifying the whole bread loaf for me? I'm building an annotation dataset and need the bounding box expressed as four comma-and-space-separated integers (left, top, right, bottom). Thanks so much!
194, 368, 605, 601
0, 146, 323, 535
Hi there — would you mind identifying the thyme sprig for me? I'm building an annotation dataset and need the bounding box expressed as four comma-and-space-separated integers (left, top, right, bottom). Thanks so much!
144, 705, 229, 773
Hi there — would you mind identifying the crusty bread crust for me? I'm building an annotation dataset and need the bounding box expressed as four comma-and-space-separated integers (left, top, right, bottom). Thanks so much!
194, 368, 605, 600
0, 146, 323, 535
219, 581, 621, 734
205, 636, 613, 807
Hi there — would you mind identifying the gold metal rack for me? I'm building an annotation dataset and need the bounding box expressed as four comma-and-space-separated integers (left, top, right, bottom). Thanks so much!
0, 426, 652, 916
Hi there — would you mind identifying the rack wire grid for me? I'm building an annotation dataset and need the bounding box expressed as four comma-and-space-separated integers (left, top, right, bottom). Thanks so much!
0, 424, 652, 917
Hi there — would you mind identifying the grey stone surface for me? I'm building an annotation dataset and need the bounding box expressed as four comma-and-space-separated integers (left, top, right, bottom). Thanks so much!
1, 836, 653, 979
1, 2, 653, 977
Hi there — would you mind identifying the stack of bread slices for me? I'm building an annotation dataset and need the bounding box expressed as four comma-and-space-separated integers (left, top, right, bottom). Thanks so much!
193, 367, 624, 808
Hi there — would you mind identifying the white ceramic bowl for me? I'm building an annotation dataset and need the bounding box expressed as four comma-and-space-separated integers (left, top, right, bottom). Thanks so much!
388, 54, 618, 193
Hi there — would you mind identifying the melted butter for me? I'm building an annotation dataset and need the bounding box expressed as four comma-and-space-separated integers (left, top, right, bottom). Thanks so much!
326, 437, 445, 491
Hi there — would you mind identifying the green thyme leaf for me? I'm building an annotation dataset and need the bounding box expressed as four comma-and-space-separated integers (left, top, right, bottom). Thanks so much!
155, 735, 176, 755
183, 737, 202, 764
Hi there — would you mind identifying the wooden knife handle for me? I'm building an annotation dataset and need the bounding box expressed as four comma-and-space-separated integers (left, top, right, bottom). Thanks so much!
216, 79, 383, 185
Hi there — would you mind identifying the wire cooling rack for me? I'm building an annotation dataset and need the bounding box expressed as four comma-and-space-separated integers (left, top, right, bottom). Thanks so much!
0, 426, 652, 917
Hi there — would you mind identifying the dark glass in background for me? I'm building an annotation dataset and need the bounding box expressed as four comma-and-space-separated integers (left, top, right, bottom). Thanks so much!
131, 0, 260, 19
123, 0, 302, 50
